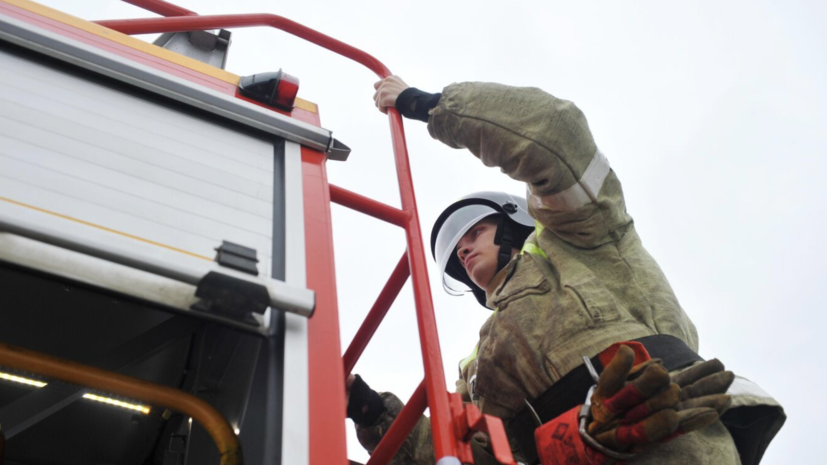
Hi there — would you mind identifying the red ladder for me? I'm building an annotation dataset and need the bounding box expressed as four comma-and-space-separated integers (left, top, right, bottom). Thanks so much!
97, 2, 516, 463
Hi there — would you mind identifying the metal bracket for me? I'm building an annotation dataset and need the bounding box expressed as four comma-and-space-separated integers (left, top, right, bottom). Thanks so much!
153, 28, 232, 69
214, 241, 259, 276
448, 392, 517, 465
327, 137, 351, 162
192, 271, 269, 323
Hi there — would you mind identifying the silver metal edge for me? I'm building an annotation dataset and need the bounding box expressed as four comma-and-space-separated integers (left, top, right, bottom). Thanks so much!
0, 212, 315, 318
0, 232, 269, 337
0, 13, 334, 153
281, 140, 310, 465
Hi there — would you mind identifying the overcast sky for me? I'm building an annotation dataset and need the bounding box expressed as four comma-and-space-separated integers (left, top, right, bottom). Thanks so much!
35, 1, 827, 463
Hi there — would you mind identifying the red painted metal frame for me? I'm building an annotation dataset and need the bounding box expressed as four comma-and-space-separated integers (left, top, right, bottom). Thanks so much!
449, 394, 517, 465
94, 12, 459, 462
94, 15, 392, 77
122, 0, 197, 17
301, 148, 349, 465
94, 5, 517, 464
365, 380, 429, 465
329, 184, 410, 227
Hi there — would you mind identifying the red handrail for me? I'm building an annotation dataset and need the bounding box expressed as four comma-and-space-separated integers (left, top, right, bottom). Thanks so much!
94, 8, 512, 463
330, 184, 410, 227
122, 0, 197, 17
95, 14, 391, 78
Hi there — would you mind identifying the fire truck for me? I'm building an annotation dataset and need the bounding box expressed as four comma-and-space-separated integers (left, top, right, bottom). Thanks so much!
0, 0, 515, 464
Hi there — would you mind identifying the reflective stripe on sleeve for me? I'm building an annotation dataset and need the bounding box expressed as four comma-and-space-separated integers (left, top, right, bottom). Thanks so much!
527, 148, 610, 212
727, 375, 773, 400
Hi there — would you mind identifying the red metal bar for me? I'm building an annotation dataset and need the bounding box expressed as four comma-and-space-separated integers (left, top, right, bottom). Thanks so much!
343, 253, 410, 375
330, 184, 409, 228
365, 380, 428, 465
386, 110, 457, 459
122, 0, 198, 17
94, 12, 460, 461
94, 15, 392, 78
449, 393, 517, 465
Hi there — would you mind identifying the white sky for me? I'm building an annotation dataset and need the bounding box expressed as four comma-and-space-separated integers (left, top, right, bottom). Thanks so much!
32, 1, 827, 463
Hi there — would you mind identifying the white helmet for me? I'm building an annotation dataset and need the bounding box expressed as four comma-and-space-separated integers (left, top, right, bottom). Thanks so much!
430, 192, 534, 308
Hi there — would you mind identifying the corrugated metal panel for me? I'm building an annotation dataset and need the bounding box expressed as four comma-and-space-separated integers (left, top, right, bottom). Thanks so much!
0, 47, 276, 276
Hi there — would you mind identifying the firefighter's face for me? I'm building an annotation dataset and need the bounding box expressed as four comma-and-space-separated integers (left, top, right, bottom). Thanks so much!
456, 217, 502, 289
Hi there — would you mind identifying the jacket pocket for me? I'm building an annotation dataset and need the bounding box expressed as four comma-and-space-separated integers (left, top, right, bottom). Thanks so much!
490, 256, 551, 311
563, 274, 620, 324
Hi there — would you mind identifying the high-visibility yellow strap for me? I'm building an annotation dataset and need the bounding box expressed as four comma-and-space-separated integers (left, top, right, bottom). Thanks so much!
534, 220, 545, 236
520, 242, 547, 260
459, 343, 479, 371
520, 221, 548, 259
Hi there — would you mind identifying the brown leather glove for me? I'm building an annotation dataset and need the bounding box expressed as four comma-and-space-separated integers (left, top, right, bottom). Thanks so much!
671, 358, 735, 430
587, 346, 734, 453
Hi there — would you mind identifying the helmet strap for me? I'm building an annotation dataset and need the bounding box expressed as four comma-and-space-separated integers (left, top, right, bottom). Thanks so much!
493, 216, 515, 273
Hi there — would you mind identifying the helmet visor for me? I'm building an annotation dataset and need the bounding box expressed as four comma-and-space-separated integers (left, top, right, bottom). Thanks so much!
434, 204, 500, 294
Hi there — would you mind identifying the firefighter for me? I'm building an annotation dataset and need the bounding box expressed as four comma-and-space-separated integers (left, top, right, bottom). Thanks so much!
347, 77, 785, 464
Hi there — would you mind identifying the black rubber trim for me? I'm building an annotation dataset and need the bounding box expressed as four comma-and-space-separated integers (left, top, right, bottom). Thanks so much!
238, 139, 287, 465
266, 139, 287, 465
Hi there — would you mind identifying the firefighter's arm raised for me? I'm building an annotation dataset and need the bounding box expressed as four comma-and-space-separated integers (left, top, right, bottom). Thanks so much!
374, 77, 630, 249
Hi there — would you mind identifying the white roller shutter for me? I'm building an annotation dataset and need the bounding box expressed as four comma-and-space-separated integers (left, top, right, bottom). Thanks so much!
0, 48, 276, 278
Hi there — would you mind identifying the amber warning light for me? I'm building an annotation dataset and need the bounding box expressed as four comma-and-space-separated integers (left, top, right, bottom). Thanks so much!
239, 69, 299, 110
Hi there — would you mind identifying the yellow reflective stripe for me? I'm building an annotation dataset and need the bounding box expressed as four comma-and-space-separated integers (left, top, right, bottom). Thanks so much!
520, 221, 548, 259
520, 243, 548, 259
459, 343, 479, 371
534, 220, 545, 236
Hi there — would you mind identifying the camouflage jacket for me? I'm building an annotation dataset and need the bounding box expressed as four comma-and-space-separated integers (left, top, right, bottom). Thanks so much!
356, 83, 781, 465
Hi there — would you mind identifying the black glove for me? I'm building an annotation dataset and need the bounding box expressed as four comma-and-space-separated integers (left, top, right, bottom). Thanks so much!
396, 88, 442, 123
347, 375, 386, 427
